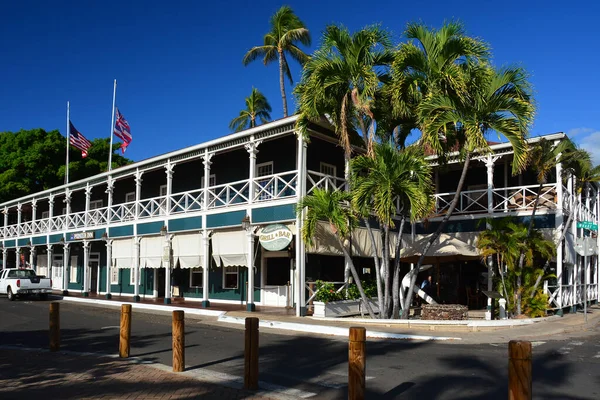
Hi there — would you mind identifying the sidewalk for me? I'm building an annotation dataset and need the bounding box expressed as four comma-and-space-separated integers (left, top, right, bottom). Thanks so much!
0, 348, 295, 400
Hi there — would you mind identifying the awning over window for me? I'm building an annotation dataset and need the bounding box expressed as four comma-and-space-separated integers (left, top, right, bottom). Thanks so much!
400, 233, 480, 262
140, 236, 163, 269
212, 230, 247, 267
172, 233, 203, 269
112, 238, 135, 269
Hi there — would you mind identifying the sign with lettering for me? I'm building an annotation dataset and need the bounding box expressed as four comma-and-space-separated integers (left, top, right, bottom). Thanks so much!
69, 231, 95, 240
576, 221, 598, 232
259, 224, 293, 251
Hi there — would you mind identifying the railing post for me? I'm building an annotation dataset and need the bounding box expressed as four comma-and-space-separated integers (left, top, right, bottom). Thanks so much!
508, 340, 532, 400
244, 317, 259, 390
49, 302, 60, 352
349, 327, 366, 400
119, 304, 132, 358
172, 310, 185, 372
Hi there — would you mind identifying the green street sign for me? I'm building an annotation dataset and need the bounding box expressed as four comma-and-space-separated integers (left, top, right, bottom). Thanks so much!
577, 221, 598, 231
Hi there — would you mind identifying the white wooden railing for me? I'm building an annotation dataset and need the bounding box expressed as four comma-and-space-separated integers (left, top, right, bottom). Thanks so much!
170, 189, 204, 214
306, 170, 346, 193
253, 172, 298, 202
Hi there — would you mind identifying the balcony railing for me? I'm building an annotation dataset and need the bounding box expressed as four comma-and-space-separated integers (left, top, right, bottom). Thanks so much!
307, 170, 346, 193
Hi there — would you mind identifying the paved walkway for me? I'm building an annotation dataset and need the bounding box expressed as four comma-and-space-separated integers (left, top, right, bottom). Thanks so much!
0, 348, 291, 400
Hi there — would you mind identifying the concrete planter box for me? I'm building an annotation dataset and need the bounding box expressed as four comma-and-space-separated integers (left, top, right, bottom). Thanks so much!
313, 298, 379, 318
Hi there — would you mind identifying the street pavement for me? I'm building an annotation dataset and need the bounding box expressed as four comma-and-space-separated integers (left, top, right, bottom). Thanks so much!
0, 299, 599, 399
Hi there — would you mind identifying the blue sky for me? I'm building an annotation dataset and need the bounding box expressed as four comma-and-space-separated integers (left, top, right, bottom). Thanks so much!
1, 0, 599, 163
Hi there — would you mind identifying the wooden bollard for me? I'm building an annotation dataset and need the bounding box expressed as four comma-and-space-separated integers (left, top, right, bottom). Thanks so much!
49, 302, 60, 352
508, 340, 532, 400
349, 327, 366, 400
172, 310, 185, 372
244, 317, 259, 390
119, 304, 132, 358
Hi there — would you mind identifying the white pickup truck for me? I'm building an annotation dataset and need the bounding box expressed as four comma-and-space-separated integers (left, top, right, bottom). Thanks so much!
0, 268, 52, 301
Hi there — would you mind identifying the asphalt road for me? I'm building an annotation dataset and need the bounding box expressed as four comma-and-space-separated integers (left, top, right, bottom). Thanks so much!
0, 299, 599, 399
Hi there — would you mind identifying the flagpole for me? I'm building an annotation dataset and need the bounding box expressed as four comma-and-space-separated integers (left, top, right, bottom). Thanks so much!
108, 79, 117, 171
66, 101, 70, 185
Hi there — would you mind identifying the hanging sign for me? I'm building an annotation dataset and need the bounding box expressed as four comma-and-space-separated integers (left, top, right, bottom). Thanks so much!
259, 224, 293, 251
70, 232, 95, 240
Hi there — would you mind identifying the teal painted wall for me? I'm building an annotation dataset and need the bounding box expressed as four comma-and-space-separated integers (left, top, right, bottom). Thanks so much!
253, 204, 295, 223
109, 268, 153, 295
5, 239, 16, 247
137, 221, 163, 236
17, 238, 29, 246
49, 234, 63, 244
109, 225, 134, 237
169, 216, 202, 232
207, 210, 246, 228
32, 236, 47, 245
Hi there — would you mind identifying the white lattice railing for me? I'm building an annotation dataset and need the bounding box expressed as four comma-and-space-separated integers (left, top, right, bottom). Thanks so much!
88, 207, 109, 226
5, 224, 18, 237
49, 215, 66, 231
32, 219, 49, 233
433, 188, 488, 215
253, 171, 298, 202
138, 196, 167, 219
67, 211, 86, 229
170, 189, 204, 214
493, 184, 557, 213
109, 202, 136, 223
561, 284, 574, 308
207, 179, 250, 209
306, 170, 346, 193
20, 221, 33, 235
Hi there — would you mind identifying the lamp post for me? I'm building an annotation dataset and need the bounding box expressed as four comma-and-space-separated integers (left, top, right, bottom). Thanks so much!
242, 215, 255, 312
575, 236, 597, 323
103, 232, 112, 299
161, 225, 172, 304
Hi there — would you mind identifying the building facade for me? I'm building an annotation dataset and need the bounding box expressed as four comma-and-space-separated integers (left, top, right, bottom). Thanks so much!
0, 117, 597, 315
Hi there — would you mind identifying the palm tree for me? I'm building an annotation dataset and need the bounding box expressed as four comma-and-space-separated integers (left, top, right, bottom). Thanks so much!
401, 64, 534, 318
297, 189, 377, 318
295, 24, 394, 157
229, 88, 272, 132
243, 6, 311, 117
351, 143, 433, 318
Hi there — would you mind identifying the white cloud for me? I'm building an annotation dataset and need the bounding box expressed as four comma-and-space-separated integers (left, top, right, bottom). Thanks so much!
572, 128, 600, 166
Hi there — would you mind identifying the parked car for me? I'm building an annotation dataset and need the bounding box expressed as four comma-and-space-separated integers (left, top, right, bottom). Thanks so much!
0, 268, 52, 301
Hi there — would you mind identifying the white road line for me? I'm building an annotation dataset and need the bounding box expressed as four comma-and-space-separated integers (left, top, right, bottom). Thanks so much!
100, 326, 120, 330
531, 341, 546, 347
569, 341, 584, 346
593, 352, 600, 359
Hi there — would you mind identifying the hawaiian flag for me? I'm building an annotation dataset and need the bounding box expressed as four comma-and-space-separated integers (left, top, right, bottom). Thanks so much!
114, 108, 132, 154
69, 121, 92, 158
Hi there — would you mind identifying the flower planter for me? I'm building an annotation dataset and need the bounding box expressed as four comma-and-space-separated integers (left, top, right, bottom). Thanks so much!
313, 298, 379, 318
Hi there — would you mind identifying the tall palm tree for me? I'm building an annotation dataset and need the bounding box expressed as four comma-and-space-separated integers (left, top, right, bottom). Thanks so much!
401, 64, 534, 318
297, 189, 377, 318
351, 143, 432, 318
229, 88, 272, 132
243, 6, 311, 117
295, 24, 394, 157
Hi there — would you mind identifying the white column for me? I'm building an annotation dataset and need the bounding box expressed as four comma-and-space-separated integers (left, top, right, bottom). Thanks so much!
245, 137, 261, 205
48, 195, 54, 233
64, 189, 71, 230
134, 170, 143, 220
3, 207, 8, 237
555, 156, 564, 311
29, 246, 36, 271
47, 245, 53, 285
165, 162, 174, 215
82, 240, 90, 296
2, 248, 7, 270
62, 242, 69, 294
295, 135, 307, 316
247, 229, 256, 311
203, 151, 213, 210
105, 240, 112, 299
133, 237, 141, 301
202, 230, 210, 307
15, 247, 21, 268
597, 193, 600, 302
106, 177, 114, 223
17, 203, 22, 236
85, 184, 92, 226
485, 155, 497, 320
31, 199, 38, 234
163, 234, 172, 304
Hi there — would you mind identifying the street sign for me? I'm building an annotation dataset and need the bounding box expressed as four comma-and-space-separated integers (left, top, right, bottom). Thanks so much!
576, 221, 598, 231
575, 237, 597, 256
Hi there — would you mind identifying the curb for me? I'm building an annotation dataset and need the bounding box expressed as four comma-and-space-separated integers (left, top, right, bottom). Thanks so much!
311, 315, 559, 327
217, 314, 462, 341
51, 295, 226, 317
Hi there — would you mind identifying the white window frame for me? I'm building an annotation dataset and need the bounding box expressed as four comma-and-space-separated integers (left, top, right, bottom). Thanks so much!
130, 268, 137, 285
190, 268, 203, 288
320, 162, 337, 177
125, 192, 135, 203
90, 199, 103, 210
52, 254, 64, 279
200, 174, 216, 188
110, 265, 119, 285
70, 263, 78, 283
222, 266, 239, 289
41, 211, 50, 219
159, 185, 167, 197
256, 161, 273, 177
256, 162, 274, 200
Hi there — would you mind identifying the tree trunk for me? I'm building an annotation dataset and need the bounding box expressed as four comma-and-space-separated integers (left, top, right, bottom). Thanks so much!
382, 224, 392, 318
364, 218, 384, 318
529, 195, 579, 298
392, 216, 406, 319
400, 152, 472, 319
278, 49, 288, 117
516, 182, 544, 315
338, 239, 377, 319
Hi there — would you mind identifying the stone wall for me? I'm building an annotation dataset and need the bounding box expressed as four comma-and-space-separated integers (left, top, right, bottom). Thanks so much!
421, 304, 468, 320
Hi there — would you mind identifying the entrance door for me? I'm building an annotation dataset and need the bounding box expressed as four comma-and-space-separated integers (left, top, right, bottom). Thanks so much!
157, 268, 165, 298
51, 254, 63, 290
262, 256, 291, 307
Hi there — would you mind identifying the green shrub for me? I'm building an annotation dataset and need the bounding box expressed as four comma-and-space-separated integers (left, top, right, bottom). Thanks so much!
523, 292, 549, 318
315, 279, 378, 303
314, 280, 344, 303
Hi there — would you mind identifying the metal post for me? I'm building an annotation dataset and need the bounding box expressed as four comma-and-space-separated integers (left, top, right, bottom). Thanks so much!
244, 317, 259, 390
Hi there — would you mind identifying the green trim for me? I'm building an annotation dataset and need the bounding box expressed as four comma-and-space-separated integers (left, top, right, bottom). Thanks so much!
32, 236, 47, 245
168, 216, 202, 232
206, 210, 246, 228
137, 221, 164, 236
4, 239, 16, 248
49, 234, 63, 244
252, 204, 295, 223
17, 238, 29, 246
109, 225, 134, 238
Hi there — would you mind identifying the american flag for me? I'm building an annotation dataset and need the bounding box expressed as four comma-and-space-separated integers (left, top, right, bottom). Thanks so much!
69, 121, 92, 158
114, 108, 132, 153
